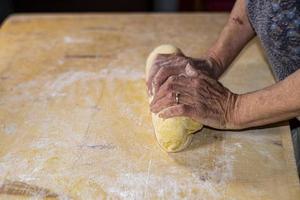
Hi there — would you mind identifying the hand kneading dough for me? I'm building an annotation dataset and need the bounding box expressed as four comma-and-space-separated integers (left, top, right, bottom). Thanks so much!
146, 44, 203, 152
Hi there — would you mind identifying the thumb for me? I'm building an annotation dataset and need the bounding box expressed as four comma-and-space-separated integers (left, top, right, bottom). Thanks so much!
185, 63, 198, 77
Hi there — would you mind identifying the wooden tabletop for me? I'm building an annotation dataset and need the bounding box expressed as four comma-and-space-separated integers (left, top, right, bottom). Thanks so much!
0, 14, 299, 199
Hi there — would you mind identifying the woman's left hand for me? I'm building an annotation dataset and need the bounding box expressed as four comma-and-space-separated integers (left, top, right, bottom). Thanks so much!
150, 71, 240, 129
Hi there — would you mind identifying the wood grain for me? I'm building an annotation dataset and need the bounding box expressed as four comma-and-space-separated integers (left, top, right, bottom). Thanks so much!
0, 13, 299, 199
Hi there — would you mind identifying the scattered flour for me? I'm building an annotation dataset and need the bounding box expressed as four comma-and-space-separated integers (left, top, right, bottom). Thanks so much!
0, 68, 144, 103
3, 123, 17, 135
94, 141, 240, 199
63, 36, 92, 44
47, 68, 143, 97
0, 66, 242, 199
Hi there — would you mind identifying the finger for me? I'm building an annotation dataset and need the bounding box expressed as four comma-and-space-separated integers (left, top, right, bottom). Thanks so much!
151, 75, 193, 106
150, 92, 195, 113
151, 82, 194, 107
150, 75, 177, 105
151, 92, 176, 113
152, 55, 188, 94
147, 54, 179, 95
158, 104, 194, 119
152, 65, 186, 94
147, 62, 160, 96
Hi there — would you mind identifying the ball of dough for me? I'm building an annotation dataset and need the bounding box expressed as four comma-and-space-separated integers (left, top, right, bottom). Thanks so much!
146, 44, 203, 152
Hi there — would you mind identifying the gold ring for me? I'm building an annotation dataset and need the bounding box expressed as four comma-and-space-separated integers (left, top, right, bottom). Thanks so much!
175, 92, 180, 104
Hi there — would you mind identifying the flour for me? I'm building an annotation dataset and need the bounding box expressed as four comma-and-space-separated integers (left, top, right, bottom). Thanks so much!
0, 68, 144, 104
3, 123, 17, 135
95, 139, 240, 200
228, 132, 279, 164
0, 66, 240, 199
45, 68, 143, 97
63, 36, 92, 44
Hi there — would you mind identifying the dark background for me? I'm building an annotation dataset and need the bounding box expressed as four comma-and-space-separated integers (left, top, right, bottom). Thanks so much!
0, 0, 235, 23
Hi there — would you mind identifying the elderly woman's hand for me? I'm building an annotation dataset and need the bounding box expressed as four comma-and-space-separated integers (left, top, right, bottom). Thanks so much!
146, 53, 221, 96
150, 70, 239, 129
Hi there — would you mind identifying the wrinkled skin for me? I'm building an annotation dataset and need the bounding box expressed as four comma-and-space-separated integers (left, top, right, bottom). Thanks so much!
146, 53, 221, 96
148, 55, 238, 129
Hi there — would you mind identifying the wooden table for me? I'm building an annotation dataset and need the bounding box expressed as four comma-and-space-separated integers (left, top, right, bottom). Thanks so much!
0, 14, 299, 200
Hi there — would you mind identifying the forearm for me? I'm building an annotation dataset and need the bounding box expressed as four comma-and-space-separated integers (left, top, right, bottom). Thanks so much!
206, 0, 255, 78
232, 69, 300, 129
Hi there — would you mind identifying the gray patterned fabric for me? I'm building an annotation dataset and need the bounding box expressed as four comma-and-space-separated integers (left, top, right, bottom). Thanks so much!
246, 0, 300, 176
247, 0, 300, 81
